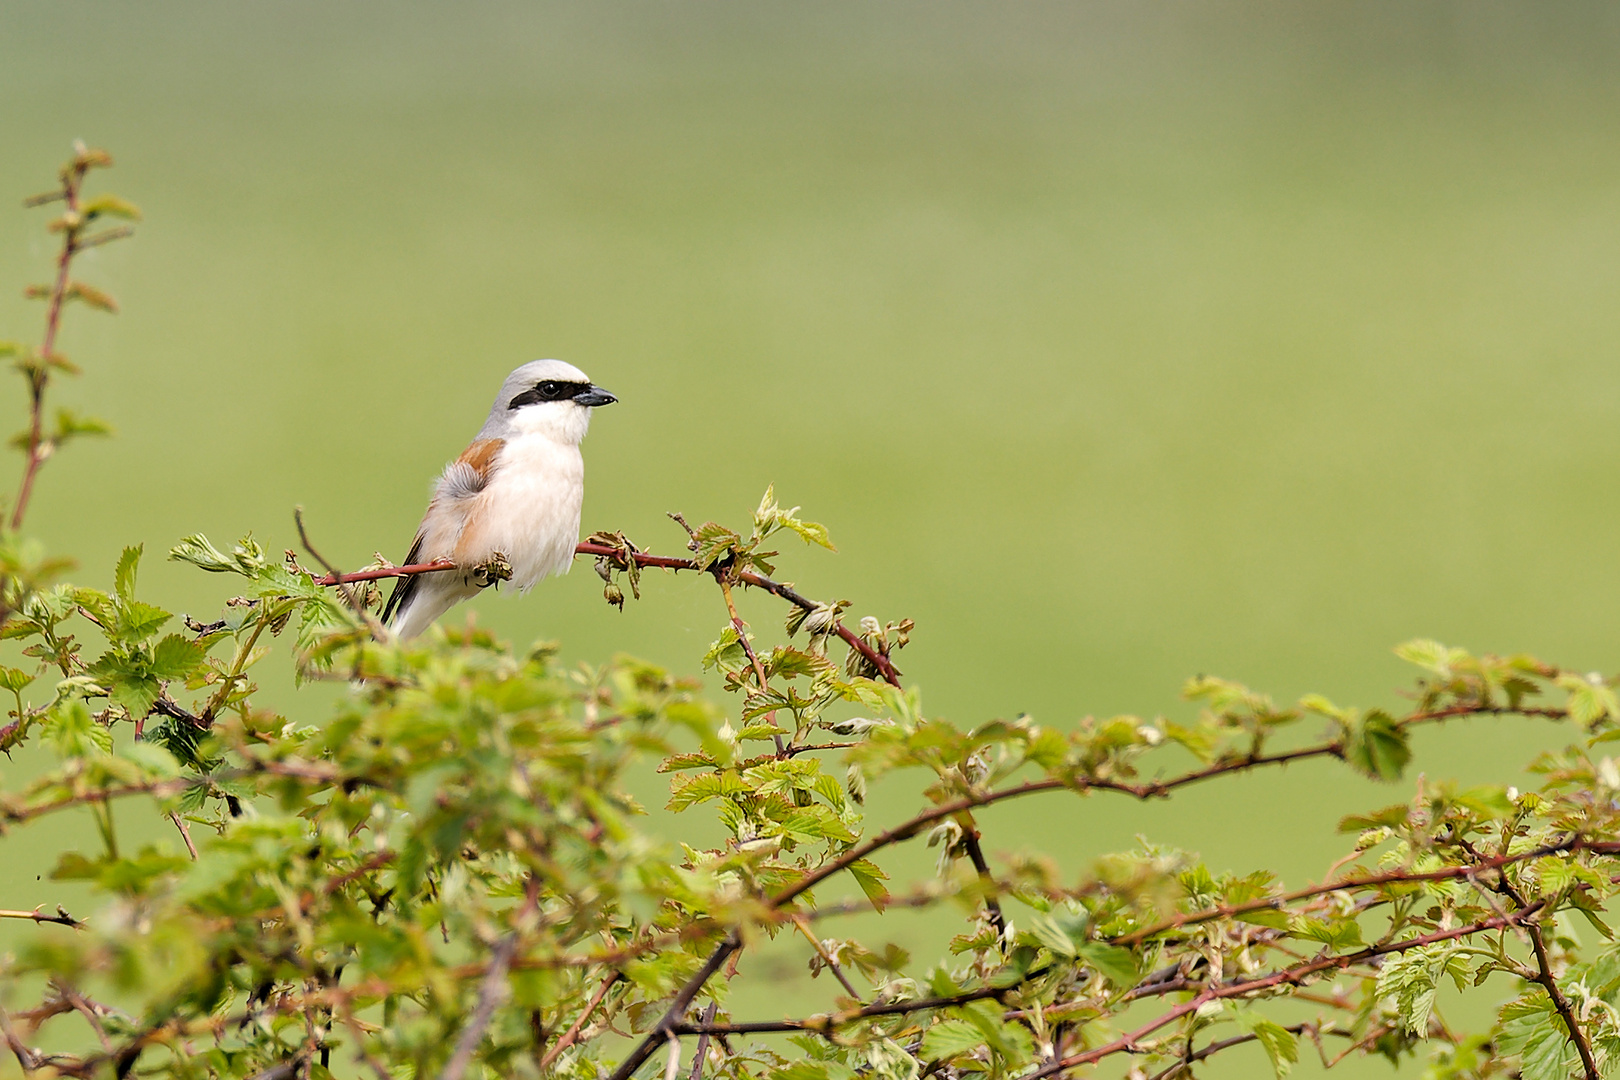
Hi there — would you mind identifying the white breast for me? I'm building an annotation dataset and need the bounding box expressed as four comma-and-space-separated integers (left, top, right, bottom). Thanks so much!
458, 433, 584, 591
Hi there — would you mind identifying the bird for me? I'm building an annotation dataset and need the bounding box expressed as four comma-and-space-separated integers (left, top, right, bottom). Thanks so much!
382, 359, 617, 640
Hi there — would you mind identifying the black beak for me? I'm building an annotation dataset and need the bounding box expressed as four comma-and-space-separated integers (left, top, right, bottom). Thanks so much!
573, 385, 617, 407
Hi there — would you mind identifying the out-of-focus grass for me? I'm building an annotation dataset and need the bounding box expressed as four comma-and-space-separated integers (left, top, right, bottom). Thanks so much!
3, 3, 1620, 1074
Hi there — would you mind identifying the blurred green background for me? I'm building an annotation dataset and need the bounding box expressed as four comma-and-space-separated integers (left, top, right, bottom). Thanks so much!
4, 2, 1620, 1075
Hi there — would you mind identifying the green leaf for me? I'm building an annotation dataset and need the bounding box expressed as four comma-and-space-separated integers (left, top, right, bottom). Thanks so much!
1453, 785, 1515, 820
1077, 942, 1139, 988
149, 634, 206, 680
1344, 709, 1410, 781
1024, 727, 1068, 769
117, 601, 172, 642
1027, 912, 1078, 958
1395, 638, 1468, 678
114, 545, 142, 605
1497, 993, 1578, 1080
920, 1019, 984, 1062
119, 740, 181, 779
44, 698, 111, 757
64, 281, 118, 313
1292, 915, 1363, 949
80, 194, 142, 221
780, 517, 836, 551
1557, 672, 1620, 730
168, 533, 267, 577
847, 858, 889, 912
0, 665, 35, 693
51, 408, 111, 442
1376, 943, 1467, 1035
1235, 1011, 1298, 1079
110, 674, 160, 716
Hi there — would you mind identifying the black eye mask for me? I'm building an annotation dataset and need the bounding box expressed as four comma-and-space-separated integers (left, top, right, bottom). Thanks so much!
508, 380, 590, 409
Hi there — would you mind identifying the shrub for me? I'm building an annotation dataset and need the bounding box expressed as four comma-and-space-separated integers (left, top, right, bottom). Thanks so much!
2, 146, 1618, 1080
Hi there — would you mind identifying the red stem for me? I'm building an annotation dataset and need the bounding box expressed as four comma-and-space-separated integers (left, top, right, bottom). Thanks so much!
309, 543, 904, 686
11, 165, 85, 531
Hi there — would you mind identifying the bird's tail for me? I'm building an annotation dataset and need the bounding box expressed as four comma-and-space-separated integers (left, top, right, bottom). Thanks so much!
389, 578, 475, 641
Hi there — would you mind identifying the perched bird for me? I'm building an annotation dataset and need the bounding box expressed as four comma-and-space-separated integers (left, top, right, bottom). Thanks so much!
382, 359, 617, 640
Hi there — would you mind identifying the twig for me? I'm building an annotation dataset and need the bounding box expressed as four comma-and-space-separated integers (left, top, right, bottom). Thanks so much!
438, 933, 518, 1080
1027, 902, 1548, 1079
688, 1002, 718, 1080
1458, 837, 1599, 1080
606, 932, 739, 1080
663, 1034, 682, 1080
294, 508, 387, 640
538, 972, 622, 1070
169, 812, 200, 860
246, 1057, 304, 1080
151, 697, 207, 729
717, 576, 786, 755
12, 151, 89, 531
0, 906, 82, 929
307, 560, 455, 586
335, 1006, 393, 1080
1143, 1023, 1350, 1080
0, 1004, 42, 1072
312, 543, 904, 686
792, 915, 861, 999
960, 827, 1006, 938
1111, 836, 1592, 947
52, 982, 113, 1053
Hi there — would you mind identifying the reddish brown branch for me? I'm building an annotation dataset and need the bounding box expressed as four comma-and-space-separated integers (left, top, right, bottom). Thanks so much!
538, 973, 622, 1070
308, 560, 456, 585
1112, 834, 1615, 947
605, 933, 739, 1080
11, 162, 84, 530
1030, 902, 1548, 1079
310, 543, 903, 686
1459, 838, 1599, 1080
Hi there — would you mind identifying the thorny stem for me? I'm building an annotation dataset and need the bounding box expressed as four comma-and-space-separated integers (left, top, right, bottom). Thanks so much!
0, 907, 82, 929
605, 933, 739, 1080
1025, 902, 1549, 1080
11, 157, 86, 531
1143, 1023, 1353, 1080
608, 804, 1611, 1073
537, 973, 622, 1070
1458, 837, 1599, 1080
791, 914, 861, 1000
718, 575, 786, 756
310, 542, 904, 686
294, 507, 388, 640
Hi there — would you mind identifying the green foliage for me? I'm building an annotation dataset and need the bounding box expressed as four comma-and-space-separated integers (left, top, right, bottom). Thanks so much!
7, 144, 1620, 1080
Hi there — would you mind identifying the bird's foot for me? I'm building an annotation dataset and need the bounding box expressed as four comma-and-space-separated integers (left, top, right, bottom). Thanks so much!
470, 552, 514, 588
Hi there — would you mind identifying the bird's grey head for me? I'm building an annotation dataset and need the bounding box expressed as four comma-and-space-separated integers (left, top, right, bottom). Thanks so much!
477, 359, 616, 444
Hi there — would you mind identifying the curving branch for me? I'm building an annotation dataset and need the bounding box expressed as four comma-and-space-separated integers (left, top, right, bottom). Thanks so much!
1457, 837, 1599, 1080
1029, 901, 1549, 1079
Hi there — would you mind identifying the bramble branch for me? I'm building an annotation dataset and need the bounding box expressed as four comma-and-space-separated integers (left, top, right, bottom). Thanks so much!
664, 835, 1609, 1043
308, 542, 904, 685
0, 906, 82, 929
1032, 901, 1548, 1079
11, 144, 132, 531
1459, 837, 1599, 1080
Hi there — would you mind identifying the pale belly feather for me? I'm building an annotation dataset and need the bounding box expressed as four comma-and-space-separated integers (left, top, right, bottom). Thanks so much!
452, 434, 583, 590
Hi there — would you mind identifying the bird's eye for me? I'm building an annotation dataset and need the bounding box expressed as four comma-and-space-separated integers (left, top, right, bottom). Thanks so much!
539, 380, 561, 398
